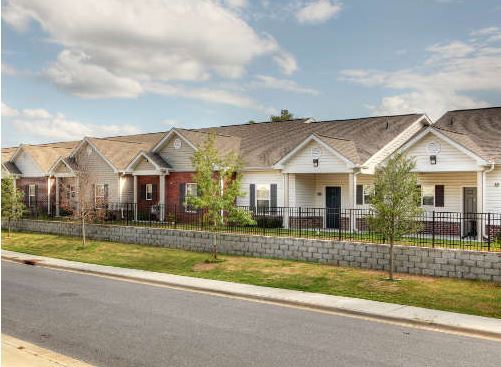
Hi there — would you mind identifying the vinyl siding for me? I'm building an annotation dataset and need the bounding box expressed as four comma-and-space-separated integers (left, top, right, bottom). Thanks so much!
294, 174, 316, 207
282, 140, 351, 173
120, 175, 134, 203
74, 143, 119, 202
54, 161, 71, 174
314, 174, 350, 208
406, 132, 480, 172
417, 172, 477, 213
135, 159, 156, 171
14, 151, 44, 177
356, 174, 374, 209
485, 166, 501, 213
158, 135, 195, 171
237, 170, 284, 207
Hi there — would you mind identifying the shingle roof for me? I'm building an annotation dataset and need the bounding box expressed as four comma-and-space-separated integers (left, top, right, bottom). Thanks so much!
175, 128, 241, 157
313, 133, 361, 164
193, 114, 423, 167
19, 141, 79, 173
2, 161, 21, 175
2, 147, 17, 163
433, 107, 501, 162
87, 132, 167, 170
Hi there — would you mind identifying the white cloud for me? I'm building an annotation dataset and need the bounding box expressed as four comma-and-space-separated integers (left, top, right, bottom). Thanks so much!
295, 0, 342, 24
3, 104, 141, 141
340, 29, 501, 120
2, 63, 19, 76
145, 82, 271, 112
3, 0, 296, 101
253, 75, 319, 95
224, 0, 248, 10
2, 102, 19, 117
161, 119, 183, 129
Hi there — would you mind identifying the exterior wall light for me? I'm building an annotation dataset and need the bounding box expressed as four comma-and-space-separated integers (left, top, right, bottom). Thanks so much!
313, 158, 319, 167
430, 155, 437, 165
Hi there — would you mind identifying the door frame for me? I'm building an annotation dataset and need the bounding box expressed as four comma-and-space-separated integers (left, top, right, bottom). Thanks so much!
462, 186, 477, 238
325, 186, 342, 229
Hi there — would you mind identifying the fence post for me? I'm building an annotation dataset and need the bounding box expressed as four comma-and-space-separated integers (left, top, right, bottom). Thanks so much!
432, 210, 435, 248
487, 212, 491, 251
299, 207, 302, 238
338, 208, 341, 241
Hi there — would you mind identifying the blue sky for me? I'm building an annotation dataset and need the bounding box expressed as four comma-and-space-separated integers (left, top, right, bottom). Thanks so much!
2, 0, 501, 147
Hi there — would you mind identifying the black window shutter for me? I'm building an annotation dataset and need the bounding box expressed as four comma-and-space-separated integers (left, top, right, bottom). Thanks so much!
249, 184, 255, 208
25, 186, 29, 205
34, 185, 37, 206
435, 185, 444, 207
356, 185, 363, 205
152, 184, 158, 202
270, 184, 277, 208
179, 183, 186, 208
140, 185, 146, 200
104, 184, 109, 203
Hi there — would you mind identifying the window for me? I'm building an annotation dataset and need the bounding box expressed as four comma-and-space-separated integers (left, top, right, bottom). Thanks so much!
185, 183, 198, 212
28, 184, 36, 206
145, 184, 153, 201
422, 185, 434, 206
256, 184, 270, 209
95, 184, 108, 207
363, 185, 372, 205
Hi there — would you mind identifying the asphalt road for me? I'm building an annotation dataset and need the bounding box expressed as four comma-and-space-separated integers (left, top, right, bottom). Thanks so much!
2, 260, 500, 367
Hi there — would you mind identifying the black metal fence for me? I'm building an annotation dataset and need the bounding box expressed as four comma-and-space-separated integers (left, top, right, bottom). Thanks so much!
19, 201, 501, 251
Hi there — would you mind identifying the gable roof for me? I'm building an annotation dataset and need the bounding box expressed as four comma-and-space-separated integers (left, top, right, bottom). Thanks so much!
125, 150, 172, 172
84, 132, 167, 171
193, 114, 424, 167
11, 141, 79, 174
433, 107, 501, 162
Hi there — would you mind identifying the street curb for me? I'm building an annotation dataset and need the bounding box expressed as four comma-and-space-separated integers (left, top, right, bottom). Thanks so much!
3, 252, 501, 340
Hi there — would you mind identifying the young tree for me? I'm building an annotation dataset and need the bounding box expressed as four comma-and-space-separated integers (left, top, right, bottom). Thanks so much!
187, 133, 255, 260
369, 152, 422, 280
1, 177, 26, 237
60, 155, 107, 248
270, 109, 294, 122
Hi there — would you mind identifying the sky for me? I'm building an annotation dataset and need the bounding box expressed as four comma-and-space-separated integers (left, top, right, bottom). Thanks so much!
1, 0, 501, 147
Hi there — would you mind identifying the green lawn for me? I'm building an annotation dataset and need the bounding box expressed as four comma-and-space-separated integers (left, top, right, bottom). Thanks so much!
2, 231, 500, 318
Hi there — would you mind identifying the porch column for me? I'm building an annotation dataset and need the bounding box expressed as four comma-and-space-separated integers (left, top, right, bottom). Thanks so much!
348, 172, 357, 232
47, 177, 52, 215
55, 177, 60, 216
133, 175, 138, 220
159, 173, 165, 221
283, 173, 290, 228
477, 171, 485, 241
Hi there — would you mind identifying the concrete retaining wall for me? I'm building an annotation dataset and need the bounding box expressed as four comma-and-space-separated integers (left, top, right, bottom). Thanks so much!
5, 219, 500, 282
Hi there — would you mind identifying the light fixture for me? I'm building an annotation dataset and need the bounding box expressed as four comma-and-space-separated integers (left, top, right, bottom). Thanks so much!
313, 158, 319, 167
430, 155, 437, 165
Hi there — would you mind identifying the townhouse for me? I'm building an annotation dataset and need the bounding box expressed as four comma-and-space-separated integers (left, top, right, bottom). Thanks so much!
2, 107, 500, 237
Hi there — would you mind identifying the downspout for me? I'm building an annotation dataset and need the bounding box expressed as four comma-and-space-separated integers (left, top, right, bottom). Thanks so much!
479, 161, 495, 240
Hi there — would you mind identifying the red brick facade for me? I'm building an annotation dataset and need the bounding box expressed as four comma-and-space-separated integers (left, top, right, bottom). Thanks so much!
16, 177, 49, 213
166, 172, 195, 207
136, 175, 160, 210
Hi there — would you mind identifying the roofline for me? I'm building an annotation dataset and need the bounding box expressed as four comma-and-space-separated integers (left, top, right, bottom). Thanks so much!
10, 144, 47, 175
47, 156, 76, 176
309, 112, 425, 124
1, 162, 21, 176
124, 150, 167, 173
152, 128, 198, 153
398, 126, 489, 164
273, 133, 357, 169
70, 138, 119, 173
445, 106, 501, 113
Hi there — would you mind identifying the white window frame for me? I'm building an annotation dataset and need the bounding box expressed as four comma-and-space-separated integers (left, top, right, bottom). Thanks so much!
28, 184, 36, 206
422, 185, 435, 206
145, 183, 153, 201
185, 183, 198, 213
95, 184, 106, 204
256, 184, 271, 210
363, 185, 373, 205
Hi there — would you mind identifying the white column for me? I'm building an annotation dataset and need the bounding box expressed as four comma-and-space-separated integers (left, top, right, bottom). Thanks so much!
283, 173, 290, 228
159, 174, 165, 221
55, 177, 60, 216
133, 175, 138, 220
348, 172, 357, 232
477, 171, 485, 240
47, 177, 52, 215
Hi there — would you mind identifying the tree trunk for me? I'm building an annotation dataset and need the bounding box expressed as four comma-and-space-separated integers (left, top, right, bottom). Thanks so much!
8, 218, 11, 238
212, 230, 218, 260
82, 214, 86, 248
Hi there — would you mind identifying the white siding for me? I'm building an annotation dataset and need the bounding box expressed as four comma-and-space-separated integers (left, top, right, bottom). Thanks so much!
314, 174, 350, 208
406, 133, 480, 172
417, 172, 477, 213
356, 174, 374, 209
237, 170, 284, 207
158, 135, 195, 171
135, 158, 156, 171
294, 174, 316, 207
75, 143, 120, 202
485, 166, 501, 213
54, 161, 71, 174
282, 140, 351, 173
14, 151, 44, 177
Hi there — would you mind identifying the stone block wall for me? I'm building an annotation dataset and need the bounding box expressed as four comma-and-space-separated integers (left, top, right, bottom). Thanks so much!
5, 219, 500, 282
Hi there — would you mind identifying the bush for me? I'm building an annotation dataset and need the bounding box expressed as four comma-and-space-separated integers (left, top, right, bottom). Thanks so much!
255, 215, 283, 228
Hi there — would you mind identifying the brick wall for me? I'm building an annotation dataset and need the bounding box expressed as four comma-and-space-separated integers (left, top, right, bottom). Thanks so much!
137, 175, 160, 209
5, 219, 500, 282
16, 177, 48, 213
166, 172, 195, 206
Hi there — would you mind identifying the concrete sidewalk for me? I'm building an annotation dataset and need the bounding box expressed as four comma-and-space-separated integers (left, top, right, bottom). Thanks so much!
3, 249, 501, 340
2, 334, 93, 367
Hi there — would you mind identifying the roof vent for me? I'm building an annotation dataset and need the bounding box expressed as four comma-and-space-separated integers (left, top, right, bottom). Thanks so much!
385, 117, 389, 129
450, 116, 455, 126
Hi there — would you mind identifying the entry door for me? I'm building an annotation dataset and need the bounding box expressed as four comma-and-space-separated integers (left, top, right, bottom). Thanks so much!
463, 187, 477, 237
326, 186, 341, 229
